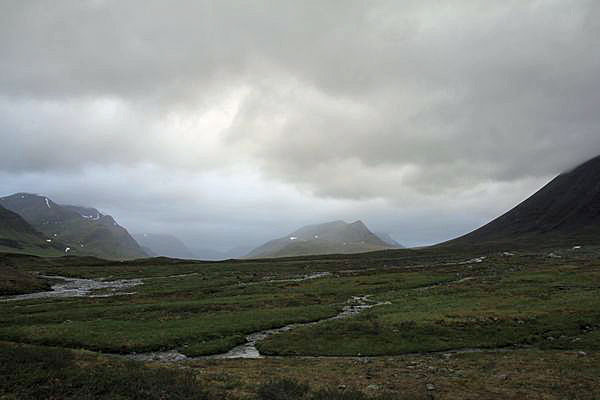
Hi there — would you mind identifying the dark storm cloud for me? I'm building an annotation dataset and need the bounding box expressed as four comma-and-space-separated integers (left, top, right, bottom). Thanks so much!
223, 0, 600, 198
1, 1, 599, 248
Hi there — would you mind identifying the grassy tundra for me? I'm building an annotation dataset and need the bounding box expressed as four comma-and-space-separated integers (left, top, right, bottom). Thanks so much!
1, 245, 599, 399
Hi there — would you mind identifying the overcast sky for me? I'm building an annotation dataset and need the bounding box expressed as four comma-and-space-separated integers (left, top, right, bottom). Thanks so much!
1, 1, 600, 251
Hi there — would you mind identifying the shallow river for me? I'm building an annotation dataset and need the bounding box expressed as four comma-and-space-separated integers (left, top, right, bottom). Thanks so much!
0, 275, 143, 302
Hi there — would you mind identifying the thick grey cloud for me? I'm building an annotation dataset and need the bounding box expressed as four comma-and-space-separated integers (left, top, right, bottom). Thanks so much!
1, 1, 599, 249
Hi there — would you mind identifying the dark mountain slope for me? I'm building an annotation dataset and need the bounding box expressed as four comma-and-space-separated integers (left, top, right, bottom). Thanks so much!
0, 193, 146, 260
246, 220, 395, 258
0, 204, 62, 256
442, 155, 600, 248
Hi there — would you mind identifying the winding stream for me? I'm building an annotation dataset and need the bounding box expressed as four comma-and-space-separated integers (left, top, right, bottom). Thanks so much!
1, 270, 380, 361
128, 275, 482, 362
240, 271, 331, 287
3, 270, 488, 362
129, 295, 391, 362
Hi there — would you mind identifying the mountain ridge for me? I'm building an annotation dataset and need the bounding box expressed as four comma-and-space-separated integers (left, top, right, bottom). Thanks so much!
374, 232, 404, 248
441, 154, 600, 248
0, 193, 146, 260
246, 220, 398, 258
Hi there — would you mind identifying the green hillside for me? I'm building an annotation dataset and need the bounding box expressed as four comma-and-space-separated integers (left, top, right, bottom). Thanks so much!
0, 204, 62, 256
247, 220, 397, 258
0, 194, 146, 260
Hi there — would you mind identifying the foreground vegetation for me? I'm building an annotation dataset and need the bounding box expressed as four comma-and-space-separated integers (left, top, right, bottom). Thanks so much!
2, 341, 598, 399
259, 258, 600, 356
0, 342, 207, 400
0, 266, 50, 295
0, 342, 414, 399
1, 244, 599, 398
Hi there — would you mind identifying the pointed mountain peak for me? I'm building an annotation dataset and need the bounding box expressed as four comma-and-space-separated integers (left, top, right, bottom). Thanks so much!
350, 220, 367, 228
246, 219, 394, 258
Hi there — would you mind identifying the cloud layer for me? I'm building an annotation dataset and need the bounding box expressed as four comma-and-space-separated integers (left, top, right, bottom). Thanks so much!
1, 1, 599, 249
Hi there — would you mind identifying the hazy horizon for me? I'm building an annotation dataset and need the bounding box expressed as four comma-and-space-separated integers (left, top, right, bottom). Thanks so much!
2, 1, 600, 251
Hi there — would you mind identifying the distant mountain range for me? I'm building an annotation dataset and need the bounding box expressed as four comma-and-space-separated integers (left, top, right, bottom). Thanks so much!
190, 246, 253, 261
4, 153, 598, 261
374, 232, 404, 248
245, 220, 402, 258
134, 232, 255, 260
133, 233, 195, 259
443, 155, 600, 248
0, 193, 146, 260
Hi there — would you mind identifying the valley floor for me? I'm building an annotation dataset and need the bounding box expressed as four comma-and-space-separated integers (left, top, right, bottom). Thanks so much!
1, 245, 599, 399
